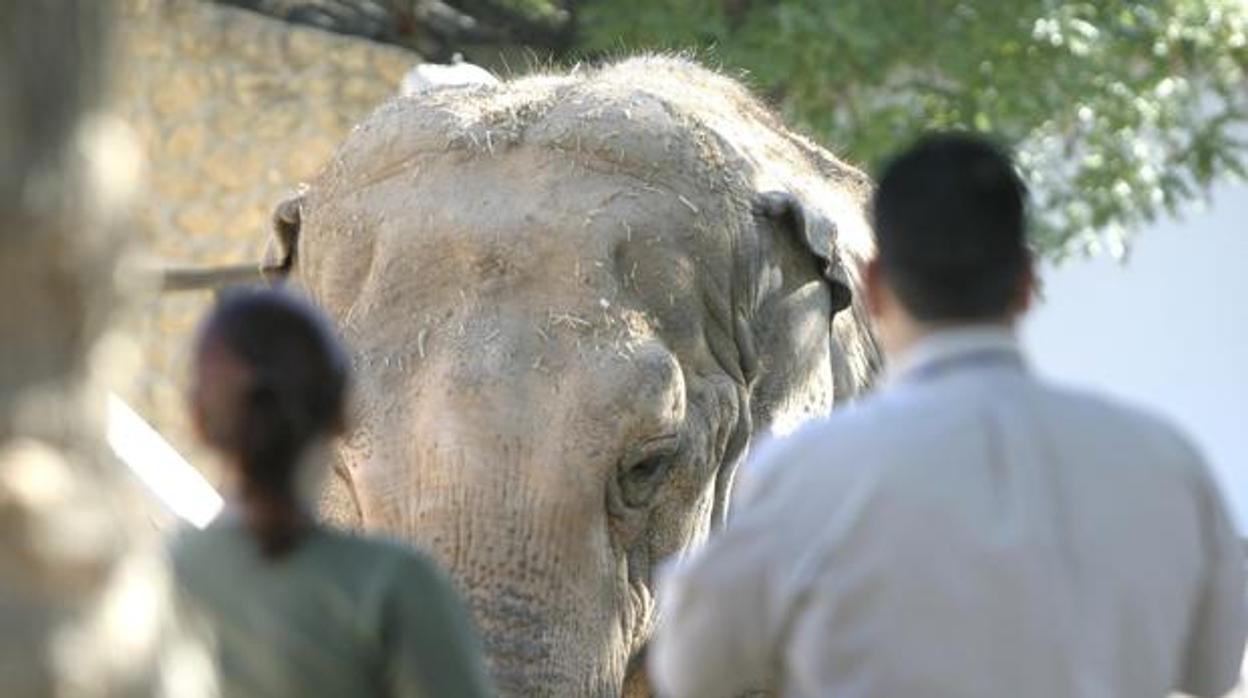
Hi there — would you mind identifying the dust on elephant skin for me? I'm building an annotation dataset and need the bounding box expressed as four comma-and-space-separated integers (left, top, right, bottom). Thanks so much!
269, 56, 880, 696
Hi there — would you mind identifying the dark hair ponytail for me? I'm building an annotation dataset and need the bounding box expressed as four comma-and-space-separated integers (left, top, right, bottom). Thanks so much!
195, 290, 349, 559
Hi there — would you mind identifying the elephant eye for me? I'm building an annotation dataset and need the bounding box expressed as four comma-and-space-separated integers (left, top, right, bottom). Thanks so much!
618, 438, 679, 509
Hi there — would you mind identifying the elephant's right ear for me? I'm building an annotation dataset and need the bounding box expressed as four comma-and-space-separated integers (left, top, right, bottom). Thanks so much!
263, 194, 302, 283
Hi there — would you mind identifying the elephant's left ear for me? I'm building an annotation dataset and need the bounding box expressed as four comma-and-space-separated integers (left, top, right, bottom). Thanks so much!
262, 194, 303, 283
753, 191, 853, 313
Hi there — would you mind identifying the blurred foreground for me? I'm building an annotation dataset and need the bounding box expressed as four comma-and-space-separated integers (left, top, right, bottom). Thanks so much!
0, 2, 210, 695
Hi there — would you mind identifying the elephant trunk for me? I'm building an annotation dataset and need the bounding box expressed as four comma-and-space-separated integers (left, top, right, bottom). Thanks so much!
352, 438, 631, 696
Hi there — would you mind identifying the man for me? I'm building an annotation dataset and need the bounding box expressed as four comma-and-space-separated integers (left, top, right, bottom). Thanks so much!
648, 133, 1246, 698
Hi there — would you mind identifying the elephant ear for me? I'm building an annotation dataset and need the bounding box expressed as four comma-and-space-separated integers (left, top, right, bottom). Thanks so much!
748, 190, 881, 404
262, 193, 303, 283
761, 188, 882, 398
752, 190, 853, 314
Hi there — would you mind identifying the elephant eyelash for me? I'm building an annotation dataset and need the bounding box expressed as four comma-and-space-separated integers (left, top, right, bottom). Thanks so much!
617, 436, 680, 509
628, 456, 666, 480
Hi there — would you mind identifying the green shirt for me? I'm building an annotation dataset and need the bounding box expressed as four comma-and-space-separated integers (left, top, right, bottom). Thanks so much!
171, 519, 493, 698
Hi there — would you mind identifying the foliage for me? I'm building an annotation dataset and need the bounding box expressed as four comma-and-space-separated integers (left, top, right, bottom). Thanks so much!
575, 1, 1248, 258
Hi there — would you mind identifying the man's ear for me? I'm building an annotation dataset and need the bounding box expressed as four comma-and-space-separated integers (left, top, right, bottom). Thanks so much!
752, 191, 852, 314
863, 256, 886, 319
1012, 252, 1037, 316
263, 194, 302, 283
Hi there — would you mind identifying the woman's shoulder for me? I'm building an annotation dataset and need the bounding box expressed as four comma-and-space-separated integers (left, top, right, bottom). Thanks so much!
169, 520, 450, 599
310, 527, 447, 581
167, 519, 244, 567
309, 529, 467, 623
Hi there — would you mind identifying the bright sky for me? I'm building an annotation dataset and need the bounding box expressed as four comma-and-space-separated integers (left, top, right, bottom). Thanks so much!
1023, 182, 1248, 533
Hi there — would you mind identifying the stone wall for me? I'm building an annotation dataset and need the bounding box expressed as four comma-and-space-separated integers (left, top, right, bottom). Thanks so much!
114, 0, 417, 481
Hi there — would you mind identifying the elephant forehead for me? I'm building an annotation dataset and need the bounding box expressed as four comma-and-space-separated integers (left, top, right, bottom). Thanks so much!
304, 151, 734, 310
312, 147, 725, 241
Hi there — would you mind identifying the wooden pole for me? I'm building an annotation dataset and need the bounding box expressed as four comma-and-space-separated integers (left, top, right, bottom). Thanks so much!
158, 263, 277, 292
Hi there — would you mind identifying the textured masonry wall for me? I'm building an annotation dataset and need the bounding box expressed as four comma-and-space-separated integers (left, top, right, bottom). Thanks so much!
115, 0, 416, 480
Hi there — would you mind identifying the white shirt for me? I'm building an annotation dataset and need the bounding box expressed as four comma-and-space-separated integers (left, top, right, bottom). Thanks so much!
650, 326, 1246, 698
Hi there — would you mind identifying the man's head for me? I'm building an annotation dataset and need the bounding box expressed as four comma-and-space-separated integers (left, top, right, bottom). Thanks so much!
866, 132, 1033, 353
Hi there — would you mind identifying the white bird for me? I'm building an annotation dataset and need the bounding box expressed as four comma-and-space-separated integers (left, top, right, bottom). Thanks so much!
399, 56, 498, 96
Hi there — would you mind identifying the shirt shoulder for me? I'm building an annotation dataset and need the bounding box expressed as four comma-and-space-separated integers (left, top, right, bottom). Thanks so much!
1036, 381, 1209, 475
167, 521, 249, 581
742, 374, 1216, 517
311, 527, 449, 589
745, 384, 930, 475
302, 529, 466, 647
734, 391, 913, 521
170, 522, 447, 596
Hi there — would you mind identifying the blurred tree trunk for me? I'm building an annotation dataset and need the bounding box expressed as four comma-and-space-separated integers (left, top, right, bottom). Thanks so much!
0, 2, 209, 695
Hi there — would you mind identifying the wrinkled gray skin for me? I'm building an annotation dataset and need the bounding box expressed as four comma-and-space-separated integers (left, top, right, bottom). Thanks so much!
268, 57, 880, 696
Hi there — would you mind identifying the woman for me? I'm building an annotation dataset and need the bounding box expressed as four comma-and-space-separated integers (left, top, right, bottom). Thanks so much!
171, 289, 493, 697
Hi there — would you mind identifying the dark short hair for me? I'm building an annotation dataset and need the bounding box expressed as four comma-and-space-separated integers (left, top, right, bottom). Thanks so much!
871, 132, 1030, 321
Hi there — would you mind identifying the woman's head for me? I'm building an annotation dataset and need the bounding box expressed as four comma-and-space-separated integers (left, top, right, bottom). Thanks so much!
190, 290, 349, 548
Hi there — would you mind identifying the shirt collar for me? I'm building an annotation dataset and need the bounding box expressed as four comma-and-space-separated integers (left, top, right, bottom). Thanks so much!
889, 324, 1024, 384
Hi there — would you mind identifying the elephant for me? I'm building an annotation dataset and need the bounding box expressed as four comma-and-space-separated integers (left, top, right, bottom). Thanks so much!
265, 56, 881, 696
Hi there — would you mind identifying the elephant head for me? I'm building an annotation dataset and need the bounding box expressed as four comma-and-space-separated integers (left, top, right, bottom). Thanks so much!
266, 57, 879, 696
